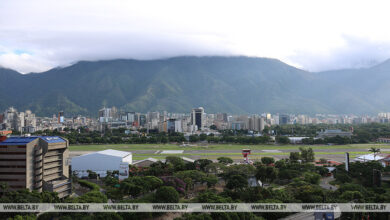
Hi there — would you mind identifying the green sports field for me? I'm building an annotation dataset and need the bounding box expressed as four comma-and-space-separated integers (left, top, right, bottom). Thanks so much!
69, 143, 390, 151
69, 143, 390, 161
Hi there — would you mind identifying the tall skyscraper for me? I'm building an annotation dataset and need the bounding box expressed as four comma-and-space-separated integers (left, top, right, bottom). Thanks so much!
58, 111, 64, 123
191, 107, 204, 130
139, 114, 146, 127
279, 114, 290, 125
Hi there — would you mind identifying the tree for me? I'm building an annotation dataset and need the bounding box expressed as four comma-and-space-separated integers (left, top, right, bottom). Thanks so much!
340, 191, 364, 202
289, 152, 300, 162
278, 169, 300, 180
262, 126, 270, 135
199, 133, 208, 141
265, 166, 278, 183
226, 175, 248, 190
292, 184, 324, 203
369, 147, 381, 160
204, 175, 218, 188
146, 161, 174, 176
221, 164, 256, 180
189, 135, 199, 142
0, 182, 9, 193
299, 147, 315, 162
195, 159, 213, 171
334, 172, 352, 183
143, 176, 163, 191
87, 170, 98, 179
303, 172, 321, 184
255, 165, 267, 184
261, 157, 275, 165
174, 170, 206, 183
217, 157, 233, 165
166, 156, 185, 171
119, 176, 162, 197
76, 191, 108, 203
120, 182, 143, 197
256, 165, 277, 184
183, 177, 193, 191
275, 159, 287, 169
276, 136, 290, 144
154, 186, 179, 203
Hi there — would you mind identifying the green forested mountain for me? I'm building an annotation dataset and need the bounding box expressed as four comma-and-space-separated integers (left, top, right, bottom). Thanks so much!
0, 56, 390, 116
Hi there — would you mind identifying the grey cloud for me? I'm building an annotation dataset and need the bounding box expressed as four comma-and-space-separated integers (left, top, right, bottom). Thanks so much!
289, 36, 390, 72
0, 29, 236, 73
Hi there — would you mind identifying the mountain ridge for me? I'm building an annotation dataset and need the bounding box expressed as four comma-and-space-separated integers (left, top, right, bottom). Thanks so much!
1, 56, 390, 116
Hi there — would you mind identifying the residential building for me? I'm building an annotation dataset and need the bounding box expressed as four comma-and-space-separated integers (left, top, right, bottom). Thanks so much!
378, 138, 390, 143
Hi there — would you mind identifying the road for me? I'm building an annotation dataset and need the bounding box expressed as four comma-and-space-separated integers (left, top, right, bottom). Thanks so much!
320, 176, 338, 191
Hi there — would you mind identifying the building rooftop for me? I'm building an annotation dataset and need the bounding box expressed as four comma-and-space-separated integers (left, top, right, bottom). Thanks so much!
322, 129, 344, 133
354, 153, 388, 162
95, 149, 132, 158
133, 157, 159, 165
0, 136, 38, 145
38, 136, 66, 143
0, 136, 66, 145
181, 156, 195, 163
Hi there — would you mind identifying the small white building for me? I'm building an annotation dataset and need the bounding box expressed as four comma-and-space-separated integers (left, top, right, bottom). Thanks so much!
288, 137, 309, 144
133, 157, 160, 167
354, 153, 390, 167
71, 149, 132, 178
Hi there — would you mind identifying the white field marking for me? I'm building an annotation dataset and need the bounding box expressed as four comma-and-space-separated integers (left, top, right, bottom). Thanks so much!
262, 150, 282, 153
160, 150, 184, 154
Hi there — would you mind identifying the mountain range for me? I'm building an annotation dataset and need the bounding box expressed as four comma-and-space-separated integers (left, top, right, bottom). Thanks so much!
1, 56, 390, 116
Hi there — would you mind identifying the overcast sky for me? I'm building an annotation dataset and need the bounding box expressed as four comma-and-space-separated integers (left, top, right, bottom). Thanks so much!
1, 0, 390, 73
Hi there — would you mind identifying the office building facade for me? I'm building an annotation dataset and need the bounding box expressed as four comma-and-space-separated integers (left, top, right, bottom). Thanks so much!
191, 107, 204, 130
0, 136, 71, 198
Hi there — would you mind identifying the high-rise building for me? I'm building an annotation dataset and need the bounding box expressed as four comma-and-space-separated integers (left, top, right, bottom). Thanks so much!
248, 116, 265, 132
58, 111, 64, 123
0, 136, 71, 198
147, 112, 160, 123
259, 117, 265, 131
139, 115, 146, 127
279, 114, 290, 125
191, 107, 204, 130
4, 107, 19, 131
216, 113, 228, 122
167, 119, 183, 133
99, 107, 114, 123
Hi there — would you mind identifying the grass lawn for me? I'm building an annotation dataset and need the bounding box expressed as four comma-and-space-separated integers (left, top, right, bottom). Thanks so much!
69, 143, 389, 161
69, 143, 390, 151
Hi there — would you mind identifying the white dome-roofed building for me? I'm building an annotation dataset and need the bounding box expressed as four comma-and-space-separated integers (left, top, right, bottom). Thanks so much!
71, 149, 132, 178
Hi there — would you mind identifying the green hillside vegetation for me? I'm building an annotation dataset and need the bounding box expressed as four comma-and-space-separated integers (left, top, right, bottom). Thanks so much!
2, 56, 390, 116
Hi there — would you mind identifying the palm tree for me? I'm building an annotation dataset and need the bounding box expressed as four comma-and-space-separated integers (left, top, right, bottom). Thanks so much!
369, 147, 381, 160
0, 182, 8, 192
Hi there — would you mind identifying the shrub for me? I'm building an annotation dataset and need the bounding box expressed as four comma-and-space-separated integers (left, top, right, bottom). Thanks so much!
154, 186, 179, 203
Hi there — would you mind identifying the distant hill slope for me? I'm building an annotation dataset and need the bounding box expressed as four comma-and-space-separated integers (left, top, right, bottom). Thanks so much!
1, 56, 390, 116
